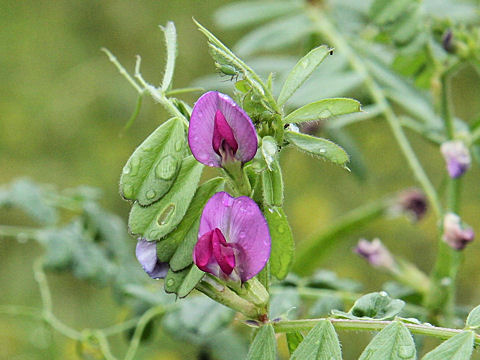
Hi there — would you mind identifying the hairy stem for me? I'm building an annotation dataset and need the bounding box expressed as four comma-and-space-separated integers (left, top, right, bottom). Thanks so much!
272, 318, 480, 344
307, 7, 442, 218
425, 71, 463, 325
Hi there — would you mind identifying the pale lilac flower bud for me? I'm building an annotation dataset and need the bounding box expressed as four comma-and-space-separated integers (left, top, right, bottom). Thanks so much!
395, 188, 428, 222
355, 238, 395, 270
441, 140, 471, 178
193, 192, 271, 282
135, 238, 169, 279
443, 213, 474, 250
188, 91, 258, 168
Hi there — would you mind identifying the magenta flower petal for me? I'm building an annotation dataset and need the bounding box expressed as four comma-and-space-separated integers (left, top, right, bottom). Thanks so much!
136, 238, 169, 279
193, 192, 270, 282
188, 91, 257, 167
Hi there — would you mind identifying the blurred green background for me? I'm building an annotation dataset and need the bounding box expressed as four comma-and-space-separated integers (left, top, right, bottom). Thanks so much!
1, 1, 480, 359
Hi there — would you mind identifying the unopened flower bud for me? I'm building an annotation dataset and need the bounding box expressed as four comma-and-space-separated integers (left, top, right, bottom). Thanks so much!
135, 238, 169, 279
442, 29, 455, 53
443, 213, 474, 250
354, 238, 395, 270
394, 188, 428, 222
441, 140, 471, 178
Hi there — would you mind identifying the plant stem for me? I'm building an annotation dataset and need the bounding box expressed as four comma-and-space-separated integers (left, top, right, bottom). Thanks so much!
124, 306, 169, 360
272, 318, 480, 344
294, 198, 389, 275
425, 71, 463, 325
307, 7, 442, 218
196, 278, 264, 320
0, 225, 41, 241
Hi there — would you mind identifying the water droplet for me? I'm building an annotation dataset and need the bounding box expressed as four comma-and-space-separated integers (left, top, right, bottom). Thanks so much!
268, 207, 274, 213
158, 204, 175, 225
379, 291, 388, 297
155, 155, 178, 180
130, 157, 141, 176
277, 225, 285, 234
146, 189, 156, 199
122, 164, 131, 175
166, 279, 175, 287
222, 195, 234, 207
175, 140, 183, 152
123, 184, 134, 198
441, 277, 452, 286
319, 149, 326, 154
398, 345, 415, 359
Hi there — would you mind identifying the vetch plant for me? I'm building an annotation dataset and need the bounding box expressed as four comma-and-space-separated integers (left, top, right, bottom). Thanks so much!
2, 1, 480, 359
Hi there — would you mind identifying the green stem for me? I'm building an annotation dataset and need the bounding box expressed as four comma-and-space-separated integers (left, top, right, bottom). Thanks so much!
124, 306, 169, 360
0, 225, 41, 241
196, 279, 264, 320
425, 71, 463, 325
307, 8, 442, 218
294, 198, 389, 275
272, 318, 480, 344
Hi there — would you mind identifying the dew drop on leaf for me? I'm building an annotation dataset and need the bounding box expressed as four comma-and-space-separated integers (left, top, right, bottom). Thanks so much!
130, 157, 141, 176
397, 345, 415, 359
122, 164, 131, 175
155, 155, 178, 180
166, 278, 175, 287
145, 189, 156, 200
157, 204, 175, 225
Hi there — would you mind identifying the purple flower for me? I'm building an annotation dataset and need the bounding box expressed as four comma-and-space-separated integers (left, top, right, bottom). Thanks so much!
354, 238, 395, 270
193, 192, 271, 282
443, 213, 475, 250
395, 188, 428, 222
441, 140, 471, 178
188, 91, 258, 167
136, 238, 169, 279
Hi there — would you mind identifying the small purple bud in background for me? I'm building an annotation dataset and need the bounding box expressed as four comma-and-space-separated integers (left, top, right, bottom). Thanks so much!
136, 238, 169, 279
442, 29, 454, 53
188, 91, 258, 168
355, 238, 395, 270
193, 192, 271, 282
441, 140, 471, 178
443, 213, 474, 250
395, 188, 428, 222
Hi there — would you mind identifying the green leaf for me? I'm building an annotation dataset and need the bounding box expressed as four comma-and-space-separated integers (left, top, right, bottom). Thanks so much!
284, 98, 362, 124
291, 320, 342, 360
120, 117, 185, 206
370, 0, 416, 26
262, 160, 284, 208
9, 179, 58, 225
285, 130, 349, 167
309, 295, 344, 317
128, 156, 203, 240
157, 177, 225, 270
466, 305, 480, 329
278, 45, 331, 106
164, 264, 204, 297
332, 292, 405, 320
265, 208, 294, 280
286, 332, 304, 355
359, 322, 416, 360
160, 21, 177, 91
422, 331, 474, 360
214, 1, 302, 30
261, 136, 278, 171
246, 324, 276, 360
307, 270, 362, 292
235, 14, 312, 57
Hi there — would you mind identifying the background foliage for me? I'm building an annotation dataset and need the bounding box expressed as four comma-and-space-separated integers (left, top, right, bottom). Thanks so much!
1, 0, 480, 359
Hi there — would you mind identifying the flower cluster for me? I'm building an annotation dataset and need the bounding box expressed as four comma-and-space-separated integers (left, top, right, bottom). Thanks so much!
137, 91, 271, 284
